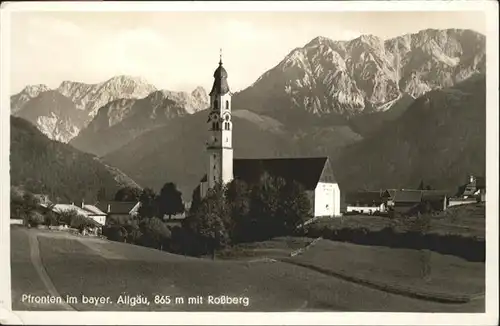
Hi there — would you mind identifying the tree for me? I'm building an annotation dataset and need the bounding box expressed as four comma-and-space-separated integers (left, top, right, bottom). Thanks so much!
418, 180, 425, 190
190, 187, 202, 215
28, 211, 45, 227
185, 183, 229, 258
70, 215, 96, 233
277, 180, 312, 234
157, 182, 185, 220
10, 188, 25, 219
57, 209, 79, 226
126, 221, 143, 245
114, 186, 141, 202
225, 179, 251, 242
44, 210, 59, 227
140, 217, 172, 250
137, 188, 158, 219
247, 173, 285, 240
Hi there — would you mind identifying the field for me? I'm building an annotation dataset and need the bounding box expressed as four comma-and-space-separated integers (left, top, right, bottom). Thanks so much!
309, 203, 485, 239
10, 227, 484, 312
286, 240, 484, 302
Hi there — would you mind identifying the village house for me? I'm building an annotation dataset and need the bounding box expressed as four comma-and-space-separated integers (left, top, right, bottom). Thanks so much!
195, 55, 341, 217
449, 175, 486, 207
381, 189, 397, 208
390, 189, 449, 216
40, 202, 107, 226
95, 201, 141, 223
391, 190, 424, 216
40, 202, 107, 235
345, 191, 387, 215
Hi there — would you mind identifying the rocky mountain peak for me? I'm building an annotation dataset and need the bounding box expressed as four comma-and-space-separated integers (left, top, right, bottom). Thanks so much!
11, 84, 51, 114
191, 86, 208, 99
233, 28, 486, 118
22, 84, 50, 97
101, 75, 156, 93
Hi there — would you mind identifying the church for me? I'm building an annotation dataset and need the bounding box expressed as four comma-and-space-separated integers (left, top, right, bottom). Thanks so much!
195, 55, 341, 217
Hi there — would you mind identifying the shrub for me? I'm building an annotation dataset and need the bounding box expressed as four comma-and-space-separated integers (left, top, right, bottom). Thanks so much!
139, 217, 172, 250
28, 211, 45, 227
44, 211, 59, 227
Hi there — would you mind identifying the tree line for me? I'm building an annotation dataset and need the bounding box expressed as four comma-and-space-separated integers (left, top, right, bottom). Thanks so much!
104, 173, 312, 257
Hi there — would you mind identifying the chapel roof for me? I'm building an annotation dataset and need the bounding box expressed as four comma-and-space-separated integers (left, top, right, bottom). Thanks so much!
200, 157, 334, 190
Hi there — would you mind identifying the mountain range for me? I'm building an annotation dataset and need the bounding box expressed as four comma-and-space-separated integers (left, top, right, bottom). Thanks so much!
10, 28, 487, 200
11, 76, 209, 143
232, 29, 485, 120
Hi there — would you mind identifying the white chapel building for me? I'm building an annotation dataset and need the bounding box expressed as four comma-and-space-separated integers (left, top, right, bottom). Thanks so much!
196, 55, 341, 217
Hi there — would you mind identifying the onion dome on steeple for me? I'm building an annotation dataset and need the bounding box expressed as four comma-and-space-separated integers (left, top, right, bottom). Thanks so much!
209, 49, 230, 96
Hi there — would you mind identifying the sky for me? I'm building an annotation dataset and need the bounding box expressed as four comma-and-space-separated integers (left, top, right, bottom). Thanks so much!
8, 7, 487, 94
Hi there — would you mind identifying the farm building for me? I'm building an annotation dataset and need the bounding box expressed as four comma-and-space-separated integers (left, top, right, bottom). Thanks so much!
392, 190, 424, 215
391, 189, 449, 216
95, 201, 141, 222
44, 203, 108, 226
345, 191, 387, 215
449, 175, 486, 207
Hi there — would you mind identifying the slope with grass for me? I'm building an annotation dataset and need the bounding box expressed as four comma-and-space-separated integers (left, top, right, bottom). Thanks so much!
286, 239, 484, 302
11, 228, 484, 312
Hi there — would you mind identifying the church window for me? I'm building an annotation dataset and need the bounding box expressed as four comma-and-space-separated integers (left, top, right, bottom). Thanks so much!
224, 122, 230, 130
214, 99, 219, 110
226, 100, 230, 110
212, 122, 220, 131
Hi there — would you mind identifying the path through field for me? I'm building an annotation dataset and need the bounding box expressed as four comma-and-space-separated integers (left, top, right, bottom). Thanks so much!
10, 228, 485, 312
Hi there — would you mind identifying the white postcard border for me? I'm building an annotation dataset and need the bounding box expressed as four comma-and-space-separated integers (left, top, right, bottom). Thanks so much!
1, 1, 498, 325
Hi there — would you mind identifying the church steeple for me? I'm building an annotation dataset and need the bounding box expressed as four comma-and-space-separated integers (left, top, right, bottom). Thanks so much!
210, 49, 230, 96
205, 52, 234, 192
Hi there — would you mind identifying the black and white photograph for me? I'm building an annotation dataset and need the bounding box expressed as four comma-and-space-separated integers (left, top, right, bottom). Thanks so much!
0, 1, 498, 325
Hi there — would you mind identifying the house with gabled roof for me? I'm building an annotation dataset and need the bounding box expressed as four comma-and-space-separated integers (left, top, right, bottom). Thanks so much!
43, 202, 107, 227
449, 175, 486, 207
345, 191, 387, 215
95, 201, 141, 223
392, 189, 423, 214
